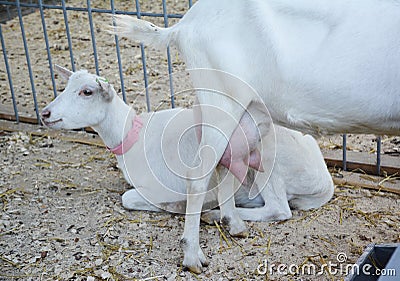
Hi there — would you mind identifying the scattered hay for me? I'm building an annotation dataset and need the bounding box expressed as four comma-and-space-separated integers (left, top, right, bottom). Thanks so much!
1, 127, 398, 280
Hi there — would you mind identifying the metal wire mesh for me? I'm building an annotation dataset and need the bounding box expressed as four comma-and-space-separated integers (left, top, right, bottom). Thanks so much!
0, 0, 386, 175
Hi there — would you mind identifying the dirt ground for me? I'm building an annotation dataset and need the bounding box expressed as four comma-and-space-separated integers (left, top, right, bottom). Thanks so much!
0, 1, 400, 280
0, 122, 399, 281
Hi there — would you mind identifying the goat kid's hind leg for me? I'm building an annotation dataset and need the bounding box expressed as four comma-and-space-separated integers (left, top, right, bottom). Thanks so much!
121, 189, 163, 212
216, 166, 248, 237
237, 176, 293, 222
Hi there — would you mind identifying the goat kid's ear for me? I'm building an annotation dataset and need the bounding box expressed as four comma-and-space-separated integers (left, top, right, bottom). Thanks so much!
96, 77, 114, 102
54, 64, 73, 80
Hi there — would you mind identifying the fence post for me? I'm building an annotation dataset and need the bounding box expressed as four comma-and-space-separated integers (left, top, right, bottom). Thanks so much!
17, 0, 40, 123
39, 0, 57, 98
342, 134, 347, 171
135, 0, 151, 112
162, 0, 175, 108
110, 0, 127, 103
61, 0, 76, 71
0, 24, 19, 123
87, 0, 99, 75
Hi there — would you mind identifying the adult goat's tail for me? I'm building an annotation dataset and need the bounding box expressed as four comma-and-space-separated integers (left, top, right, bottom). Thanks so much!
110, 15, 174, 50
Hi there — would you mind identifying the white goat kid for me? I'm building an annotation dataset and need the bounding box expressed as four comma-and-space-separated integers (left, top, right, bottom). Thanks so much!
41, 67, 334, 272
41, 66, 252, 237
112, 0, 400, 271
204, 125, 334, 224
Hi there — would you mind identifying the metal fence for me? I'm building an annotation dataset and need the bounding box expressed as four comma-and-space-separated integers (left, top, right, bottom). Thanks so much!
0, 0, 393, 176
0, 0, 192, 117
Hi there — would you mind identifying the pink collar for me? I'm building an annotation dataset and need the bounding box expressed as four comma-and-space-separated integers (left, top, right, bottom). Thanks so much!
108, 115, 143, 155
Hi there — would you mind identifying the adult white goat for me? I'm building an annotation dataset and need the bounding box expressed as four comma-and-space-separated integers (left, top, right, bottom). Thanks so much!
41, 66, 334, 272
112, 0, 400, 271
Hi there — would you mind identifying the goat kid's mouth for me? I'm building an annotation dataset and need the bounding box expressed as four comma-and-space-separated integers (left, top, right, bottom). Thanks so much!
42, 118, 63, 127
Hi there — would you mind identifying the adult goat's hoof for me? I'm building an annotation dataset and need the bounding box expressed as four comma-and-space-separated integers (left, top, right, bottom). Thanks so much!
183, 264, 203, 274
182, 254, 208, 274
181, 238, 208, 274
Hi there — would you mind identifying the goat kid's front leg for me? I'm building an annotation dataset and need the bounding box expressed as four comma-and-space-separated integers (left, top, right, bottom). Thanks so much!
202, 166, 248, 237
217, 167, 248, 237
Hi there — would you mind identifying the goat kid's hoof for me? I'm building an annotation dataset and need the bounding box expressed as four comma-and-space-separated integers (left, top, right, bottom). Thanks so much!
221, 216, 248, 238
231, 229, 249, 238
200, 211, 220, 225
228, 221, 249, 238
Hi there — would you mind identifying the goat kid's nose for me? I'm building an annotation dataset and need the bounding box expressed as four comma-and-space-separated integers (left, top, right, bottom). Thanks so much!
41, 109, 51, 119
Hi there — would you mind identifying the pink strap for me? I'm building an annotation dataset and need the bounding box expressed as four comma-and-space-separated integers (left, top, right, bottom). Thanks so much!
108, 115, 143, 155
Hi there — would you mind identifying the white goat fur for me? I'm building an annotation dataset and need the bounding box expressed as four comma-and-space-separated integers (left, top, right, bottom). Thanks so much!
113, 1, 400, 136
41, 68, 334, 270
113, 0, 400, 272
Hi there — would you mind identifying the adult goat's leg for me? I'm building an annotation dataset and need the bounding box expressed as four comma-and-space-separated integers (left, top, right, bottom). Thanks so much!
181, 181, 209, 273
181, 89, 250, 273
181, 138, 220, 273
181, 127, 226, 273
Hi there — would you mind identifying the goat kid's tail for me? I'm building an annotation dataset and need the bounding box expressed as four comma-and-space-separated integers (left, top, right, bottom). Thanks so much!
110, 15, 174, 50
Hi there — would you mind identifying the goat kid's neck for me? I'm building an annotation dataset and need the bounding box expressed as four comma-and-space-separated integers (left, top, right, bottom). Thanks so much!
92, 96, 136, 150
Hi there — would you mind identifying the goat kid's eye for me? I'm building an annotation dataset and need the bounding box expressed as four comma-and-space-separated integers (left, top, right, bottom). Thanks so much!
79, 89, 93, 97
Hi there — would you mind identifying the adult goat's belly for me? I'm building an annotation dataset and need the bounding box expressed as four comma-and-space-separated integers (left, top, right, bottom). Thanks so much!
265, 4, 400, 134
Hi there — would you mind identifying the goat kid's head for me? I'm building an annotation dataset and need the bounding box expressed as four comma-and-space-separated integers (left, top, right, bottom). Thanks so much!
41, 65, 115, 129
